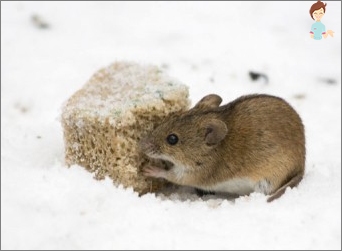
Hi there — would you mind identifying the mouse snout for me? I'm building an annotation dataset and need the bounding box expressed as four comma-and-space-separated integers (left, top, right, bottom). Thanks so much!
138, 136, 160, 157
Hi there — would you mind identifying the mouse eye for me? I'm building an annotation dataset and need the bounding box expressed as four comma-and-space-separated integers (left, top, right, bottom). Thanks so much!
166, 134, 178, 145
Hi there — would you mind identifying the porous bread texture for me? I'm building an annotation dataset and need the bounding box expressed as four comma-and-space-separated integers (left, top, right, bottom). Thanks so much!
61, 61, 190, 194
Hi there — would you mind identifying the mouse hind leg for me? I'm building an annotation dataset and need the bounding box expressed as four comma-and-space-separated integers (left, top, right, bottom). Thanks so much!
195, 188, 216, 197
266, 172, 304, 203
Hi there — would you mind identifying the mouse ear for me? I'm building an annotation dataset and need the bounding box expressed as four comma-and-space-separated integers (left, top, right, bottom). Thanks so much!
192, 94, 222, 111
203, 119, 228, 145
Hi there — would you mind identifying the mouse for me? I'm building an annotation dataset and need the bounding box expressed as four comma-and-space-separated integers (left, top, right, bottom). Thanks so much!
139, 94, 305, 202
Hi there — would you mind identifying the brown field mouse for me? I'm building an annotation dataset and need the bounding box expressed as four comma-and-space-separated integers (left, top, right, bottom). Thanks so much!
139, 94, 305, 202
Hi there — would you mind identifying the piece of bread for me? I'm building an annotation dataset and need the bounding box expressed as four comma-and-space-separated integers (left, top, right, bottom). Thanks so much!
61, 61, 190, 194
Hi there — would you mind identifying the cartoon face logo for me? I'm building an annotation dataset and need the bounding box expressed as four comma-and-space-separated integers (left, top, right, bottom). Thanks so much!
312, 7, 325, 21
309, 1, 334, 40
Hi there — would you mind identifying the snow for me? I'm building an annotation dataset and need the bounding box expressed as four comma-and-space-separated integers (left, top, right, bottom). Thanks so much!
1, 1, 341, 249
61, 62, 189, 125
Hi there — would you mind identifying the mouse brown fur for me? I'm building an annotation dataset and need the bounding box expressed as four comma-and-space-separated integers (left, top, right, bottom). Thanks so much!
139, 94, 305, 202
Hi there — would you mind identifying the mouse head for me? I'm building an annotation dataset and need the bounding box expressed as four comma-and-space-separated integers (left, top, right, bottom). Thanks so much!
139, 94, 228, 166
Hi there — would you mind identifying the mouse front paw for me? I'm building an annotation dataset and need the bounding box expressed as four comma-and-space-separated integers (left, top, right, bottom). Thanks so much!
143, 166, 167, 179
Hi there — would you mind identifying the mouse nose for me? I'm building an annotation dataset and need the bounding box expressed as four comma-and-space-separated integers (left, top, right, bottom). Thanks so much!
138, 136, 151, 152
138, 136, 158, 155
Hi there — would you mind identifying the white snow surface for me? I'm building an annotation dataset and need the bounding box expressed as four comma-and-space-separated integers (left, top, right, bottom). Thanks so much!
1, 2, 341, 250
